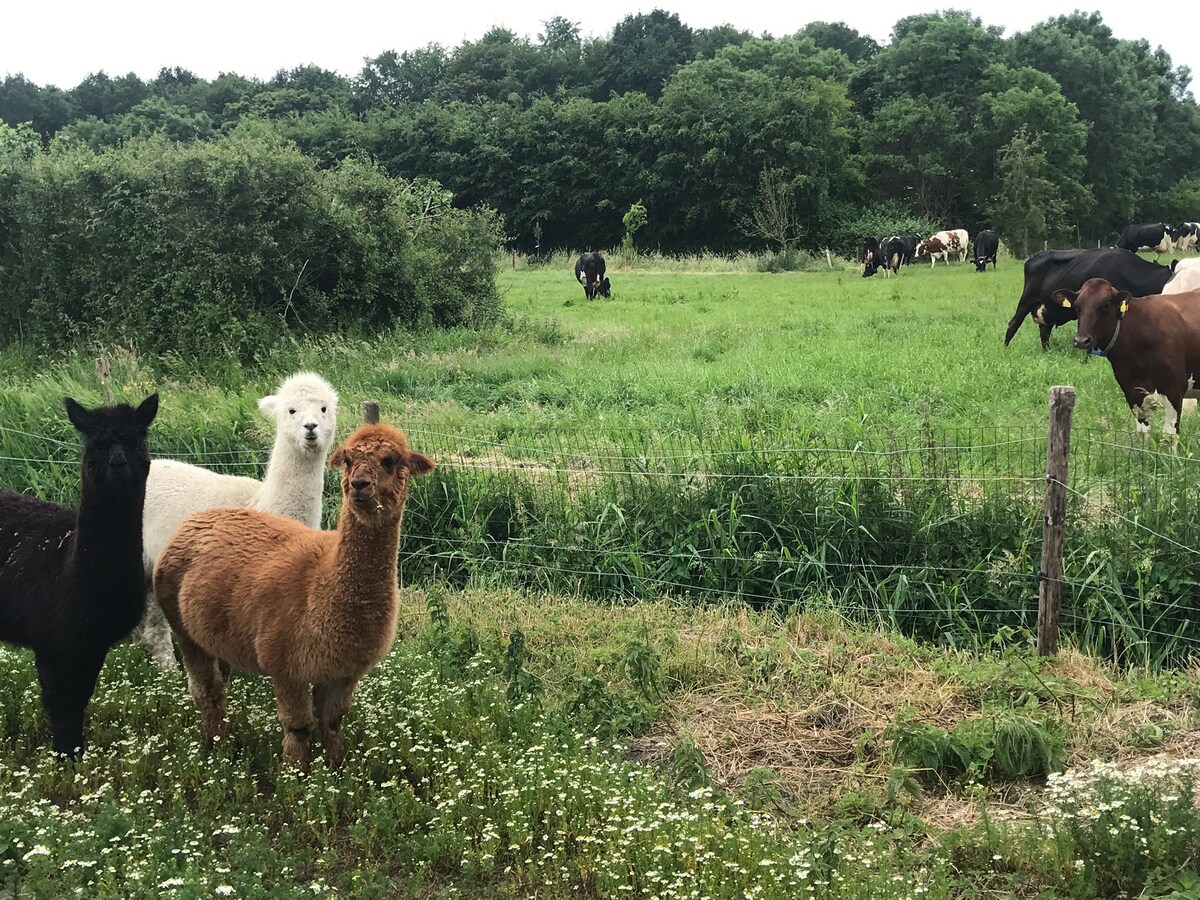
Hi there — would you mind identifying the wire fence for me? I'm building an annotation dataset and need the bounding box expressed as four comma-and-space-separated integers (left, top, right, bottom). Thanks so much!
2, 418, 1199, 668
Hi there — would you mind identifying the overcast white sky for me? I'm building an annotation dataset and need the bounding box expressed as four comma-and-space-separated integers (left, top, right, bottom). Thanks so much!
3, 1, 1197, 92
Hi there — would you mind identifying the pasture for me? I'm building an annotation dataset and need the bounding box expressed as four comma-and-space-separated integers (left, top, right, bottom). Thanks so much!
3, 260, 1200, 898
0, 260, 1178, 445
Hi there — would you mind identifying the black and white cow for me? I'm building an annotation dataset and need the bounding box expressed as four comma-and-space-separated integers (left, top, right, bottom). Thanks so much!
878, 234, 919, 277
877, 233, 921, 274
973, 230, 999, 272
575, 252, 610, 300
1117, 223, 1174, 261
1003, 248, 1174, 348
859, 235, 885, 277
1171, 222, 1200, 253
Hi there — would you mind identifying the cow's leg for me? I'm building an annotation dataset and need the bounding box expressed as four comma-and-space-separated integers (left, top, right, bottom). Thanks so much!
1039, 324, 1053, 350
1163, 392, 1185, 436
1121, 384, 1155, 434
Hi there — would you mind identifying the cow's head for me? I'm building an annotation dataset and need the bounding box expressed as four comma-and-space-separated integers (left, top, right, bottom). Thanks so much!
597, 277, 611, 298
1053, 278, 1129, 354
974, 257, 988, 273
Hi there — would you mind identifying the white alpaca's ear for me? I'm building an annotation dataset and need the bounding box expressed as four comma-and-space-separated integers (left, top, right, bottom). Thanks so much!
258, 395, 279, 417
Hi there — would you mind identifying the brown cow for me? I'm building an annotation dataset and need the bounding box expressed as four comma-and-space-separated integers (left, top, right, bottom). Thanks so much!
916, 237, 949, 266
1054, 278, 1200, 435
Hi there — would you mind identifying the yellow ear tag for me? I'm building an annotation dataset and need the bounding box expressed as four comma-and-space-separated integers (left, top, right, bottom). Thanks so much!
1061, 299, 1071, 307
1120, 300, 1129, 314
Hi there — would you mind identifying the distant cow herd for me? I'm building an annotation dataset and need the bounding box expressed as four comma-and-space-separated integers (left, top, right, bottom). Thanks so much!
569, 223, 1200, 435
860, 229, 998, 277
855, 221, 1200, 436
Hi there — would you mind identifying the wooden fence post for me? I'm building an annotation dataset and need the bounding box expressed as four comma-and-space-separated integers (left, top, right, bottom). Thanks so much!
94, 356, 113, 403
1038, 386, 1076, 656
362, 401, 380, 425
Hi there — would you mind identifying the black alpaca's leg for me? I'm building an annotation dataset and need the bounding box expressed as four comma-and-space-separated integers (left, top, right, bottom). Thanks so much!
35, 653, 104, 758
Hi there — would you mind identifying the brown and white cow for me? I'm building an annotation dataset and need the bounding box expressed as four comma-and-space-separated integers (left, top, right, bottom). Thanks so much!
916, 229, 969, 266
1054, 278, 1200, 435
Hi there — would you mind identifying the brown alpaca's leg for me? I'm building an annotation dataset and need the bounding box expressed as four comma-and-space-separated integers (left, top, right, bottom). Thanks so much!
313, 678, 357, 769
273, 680, 316, 774
176, 633, 227, 745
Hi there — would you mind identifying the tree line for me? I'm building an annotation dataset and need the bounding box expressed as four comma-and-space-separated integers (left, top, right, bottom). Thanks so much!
3, 9, 1199, 256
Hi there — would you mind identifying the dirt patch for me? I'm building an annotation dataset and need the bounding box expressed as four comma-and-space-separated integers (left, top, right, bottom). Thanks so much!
442, 449, 599, 490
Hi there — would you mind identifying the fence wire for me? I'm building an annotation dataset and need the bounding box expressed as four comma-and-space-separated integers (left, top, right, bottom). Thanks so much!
3, 420, 1199, 667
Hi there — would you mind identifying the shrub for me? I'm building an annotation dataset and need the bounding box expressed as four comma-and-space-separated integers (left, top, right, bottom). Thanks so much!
0, 131, 503, 362
826, 201, 943, 258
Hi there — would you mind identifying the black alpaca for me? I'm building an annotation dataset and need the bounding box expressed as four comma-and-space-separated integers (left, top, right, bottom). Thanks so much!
0, 394, 158, 756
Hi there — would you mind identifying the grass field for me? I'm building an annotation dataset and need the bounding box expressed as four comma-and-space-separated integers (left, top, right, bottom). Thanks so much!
3, 259, 1200, 897
0, 258, 1176, 443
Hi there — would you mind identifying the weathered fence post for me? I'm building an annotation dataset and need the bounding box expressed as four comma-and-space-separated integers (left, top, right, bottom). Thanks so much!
94, 356, 113, 403
1038, 386, 1076, 656
362, 401, 380, 425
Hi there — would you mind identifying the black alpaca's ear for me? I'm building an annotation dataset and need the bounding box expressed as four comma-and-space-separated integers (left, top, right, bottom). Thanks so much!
407, 451, 435, 476
64, 397, 96, 435
135, 393, 159, 430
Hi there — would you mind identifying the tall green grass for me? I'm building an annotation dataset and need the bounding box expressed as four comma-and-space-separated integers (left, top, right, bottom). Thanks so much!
2, 263, 1198, 666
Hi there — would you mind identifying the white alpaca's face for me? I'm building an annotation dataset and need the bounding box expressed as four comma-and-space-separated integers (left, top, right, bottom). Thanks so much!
259, 382, 339, 456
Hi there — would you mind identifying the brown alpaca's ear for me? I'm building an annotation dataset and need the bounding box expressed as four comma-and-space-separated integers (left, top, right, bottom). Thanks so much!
329, 448, 349, 470
407, 451, 435, 476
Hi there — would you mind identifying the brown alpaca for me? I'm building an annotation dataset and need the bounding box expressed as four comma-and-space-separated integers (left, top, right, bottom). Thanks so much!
153, 423, 434, 772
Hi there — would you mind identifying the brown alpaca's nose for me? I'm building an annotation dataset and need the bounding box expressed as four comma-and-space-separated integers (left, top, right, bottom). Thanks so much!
351, 478, 372, 492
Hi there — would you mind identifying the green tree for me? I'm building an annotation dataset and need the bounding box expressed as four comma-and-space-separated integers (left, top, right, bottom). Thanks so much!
859, 96, 969, 221
0, 119, 40, 169
798, 21, 880, 63
436, 28, 538, 102
0, 75, 75, 138
855, 11, 1003, 113
355, 46, 448, 108
1010, 12, 1194, 238
57, 98, 216, 149
71, 71, 148, 120
621, 200, 647, 257
989, 126, 1064, 255
693, 24, 753, 59
972, 64, 1093, 227
596, 9, 694, 99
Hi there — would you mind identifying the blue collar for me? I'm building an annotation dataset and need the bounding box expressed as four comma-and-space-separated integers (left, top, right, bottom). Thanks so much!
1089, 317, 1122, 358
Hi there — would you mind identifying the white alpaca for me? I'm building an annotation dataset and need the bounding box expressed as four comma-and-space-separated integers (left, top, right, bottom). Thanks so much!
136, 372, 339, 670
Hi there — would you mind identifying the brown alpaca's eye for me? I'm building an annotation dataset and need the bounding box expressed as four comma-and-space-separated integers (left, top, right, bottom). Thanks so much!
381, 457, 396, 473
